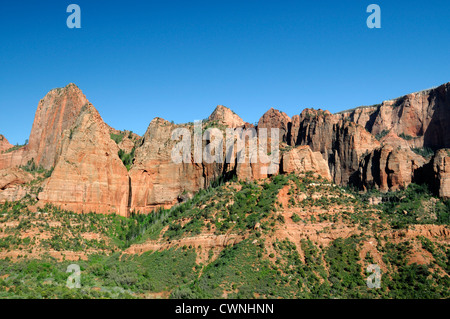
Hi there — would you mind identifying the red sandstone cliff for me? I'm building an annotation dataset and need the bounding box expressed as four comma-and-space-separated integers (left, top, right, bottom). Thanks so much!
38, 103, 131, 216
337, 82, 450, 149
0, 84, 89, 170
1, 82, 450, 215
0, 135, 12, 153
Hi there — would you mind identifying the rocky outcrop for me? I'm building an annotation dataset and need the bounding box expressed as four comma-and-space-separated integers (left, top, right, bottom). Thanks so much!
358, 145, 426, 192
290, 109, 380, 185
338, 82, 450, 149
0, 167, 33, 190
280, 145, 331, 180
208, 105, 245, 128
235, 136, 276, 181
0, 83, 88, 171
128, 118, 225, 214
38, 103, 130, 216
432, 149, 450, 199
0, 144, 27, 171
2, 81, 450, 215
257, 108, 291, 143
378, 131, 411, 149
0, 167, 34, 203
289, 109, 338, 151
0, 135, 12, 153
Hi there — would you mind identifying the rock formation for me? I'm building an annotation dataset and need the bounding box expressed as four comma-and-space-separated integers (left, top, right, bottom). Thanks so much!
0, 83, 88, 171
358, 145, 426, 192
432, 149, 450, 199
289, 109, 380, 185
128, 119, 208, 213
0, 167, 34, 203
208, 105, 245, 128
1, 81, 450, 215
337, 82, 450, 149
258, 108, 291, 143
38, 103, 130, 216
280, 145, 331, 180
0, 135, 12, 153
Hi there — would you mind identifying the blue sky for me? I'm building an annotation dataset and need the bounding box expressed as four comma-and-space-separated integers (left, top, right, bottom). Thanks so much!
1, 0, 449, 145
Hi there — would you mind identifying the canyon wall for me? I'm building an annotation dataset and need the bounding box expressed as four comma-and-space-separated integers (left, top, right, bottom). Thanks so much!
1, 82, 449, 215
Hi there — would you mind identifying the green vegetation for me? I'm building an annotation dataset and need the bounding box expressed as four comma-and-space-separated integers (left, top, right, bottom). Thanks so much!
118, 147, 135, 171
0, 247, 197, 299
382, 241, 449, 298
362, 183, 450, 228
20, 158, 54, 178
325, 236, 367, 298
411, 147, 434, 158
399, 133, 413, 141
110, 133, 125, 144
2, 143, 27, 154
291, 213, 301, 223
0, 173, 449, 299
375, 130, 390, 140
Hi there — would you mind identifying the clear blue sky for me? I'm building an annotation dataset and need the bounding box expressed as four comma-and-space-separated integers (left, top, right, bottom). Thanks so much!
1, 0, 449, 145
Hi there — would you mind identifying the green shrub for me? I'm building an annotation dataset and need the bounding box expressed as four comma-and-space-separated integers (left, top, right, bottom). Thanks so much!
110, 133, 125, 144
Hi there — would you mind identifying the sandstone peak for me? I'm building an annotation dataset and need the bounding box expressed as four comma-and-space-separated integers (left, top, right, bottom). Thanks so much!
299, 108, 332, 119
258, 108, 291, 124
26, 83, 90, 169
150, 117, 172, 125
38, 97, 130, 216
48, 83, 84, 97
0, 135, 13, 153
208, 105, 245, 128
258, 108, 292, 142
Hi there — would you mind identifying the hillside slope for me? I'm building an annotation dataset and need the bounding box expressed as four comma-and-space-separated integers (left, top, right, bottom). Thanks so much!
0, 173, 448, 298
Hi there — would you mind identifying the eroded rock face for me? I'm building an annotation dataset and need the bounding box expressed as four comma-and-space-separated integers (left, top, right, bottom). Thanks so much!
358, 145, 426, 192
208, 105, 245, 128
0, 135, 12, 153
129, 118, 227, 213
0, 83, 88, 171
38, 103, 130, 216
258, 108, 291, 143
27, 83, 89, 170
338, 82, 450, 149
432, 149, 450, 199
290, 109, 380, 185
290, 109, 337, 152
280, 145, 331, 180
235, 136, 276, 181
2, 81, 450, 215
0, 167, 34, 203
0, 135, 25, 171
0, 144, 27, 171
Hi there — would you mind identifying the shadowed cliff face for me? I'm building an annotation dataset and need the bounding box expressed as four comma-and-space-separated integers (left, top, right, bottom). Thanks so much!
1, 82, 450, 215
288, 109, 380, 186
432, 149, 450, 199
357, 145, 427, 192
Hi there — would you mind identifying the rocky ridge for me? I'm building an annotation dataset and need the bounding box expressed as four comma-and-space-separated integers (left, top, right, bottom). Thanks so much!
0, 82, 449, 215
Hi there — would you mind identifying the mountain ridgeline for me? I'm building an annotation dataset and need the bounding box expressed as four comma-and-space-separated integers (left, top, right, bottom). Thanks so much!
0, 82, 450, 216
1, 83, 450, 299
